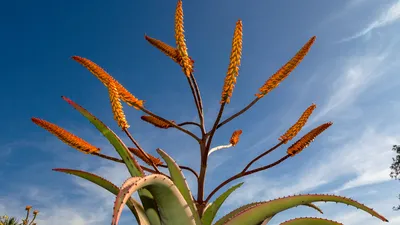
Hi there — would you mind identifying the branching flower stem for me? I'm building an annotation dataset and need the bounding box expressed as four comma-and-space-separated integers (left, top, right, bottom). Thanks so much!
217, 98, 260, 130
242, 141, 284, 172
139, 106, 201, 142
186, 75, 206, 135
190, 72, 206, 133
177, 121, 201, 128
205, 154, 290, 203
197, 102, 226, 215
123, 128, 161, 173
92, 152, 164, 176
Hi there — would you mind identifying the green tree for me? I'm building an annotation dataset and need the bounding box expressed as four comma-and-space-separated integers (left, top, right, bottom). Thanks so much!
390, 145, 400, 210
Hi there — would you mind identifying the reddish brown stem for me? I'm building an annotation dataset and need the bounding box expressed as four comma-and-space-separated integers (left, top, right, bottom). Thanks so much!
197, 103, 226, 215
140, 107, 201, 142
178, 121, 202, 128
159, 164, 199, 180
217, 98, 260, 130
190, 72, 206, 134
242, 141, 284, 173
205, 154, 290, 203
124, 128, 161, 173
91, 152, 163, 175
186, 75, 205, 135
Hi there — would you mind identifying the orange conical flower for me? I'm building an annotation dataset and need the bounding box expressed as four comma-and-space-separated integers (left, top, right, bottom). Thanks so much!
229, 129, 243, 146
72, 56, 144, 109
287, 122, 332, 156
128, 147, 163, 166
145, 35, 180, 63
174, 0, 192, 77
108, 79, 130, 129
279, 103, 316, 143
31, 118, 100, 154
144, 35, 195, 72
140, 115, 174, 129
256, 36, 316, 98
221, 20, 243, 104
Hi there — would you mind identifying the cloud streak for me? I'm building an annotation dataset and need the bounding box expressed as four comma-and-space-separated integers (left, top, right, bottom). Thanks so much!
340, 1, 400, 42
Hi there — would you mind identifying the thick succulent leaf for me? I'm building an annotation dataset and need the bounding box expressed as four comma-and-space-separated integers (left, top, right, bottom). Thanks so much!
217, 194, 388, 225
112, 174, 196, 225
52, 168, 150, 225
156, 148, 201, 225
279, 217, 343, 225
302, 203, 323, 214
62, 96, 143, 176
62, 97, 161, 224
215, 202, 321, 225
202, 182, 244, 225
259, 216, 274, 225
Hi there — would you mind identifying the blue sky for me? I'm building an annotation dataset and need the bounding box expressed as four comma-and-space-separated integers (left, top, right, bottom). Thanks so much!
1, 0, 400, 224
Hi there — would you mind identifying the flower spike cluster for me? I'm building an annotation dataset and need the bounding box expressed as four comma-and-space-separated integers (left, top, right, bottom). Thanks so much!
72, 56, 144, 109
141, 115, 174, 129
256, 36, 316, 98
144, 35, 195, 71
279, 103, 316, 143
287, 122, 332, 156
31, 118, 100, 154
221, 20, 243, 104
174, 0, 192, 77
108, 79, 130, 129
230, 130, 243, 146
128, 147, 163, 166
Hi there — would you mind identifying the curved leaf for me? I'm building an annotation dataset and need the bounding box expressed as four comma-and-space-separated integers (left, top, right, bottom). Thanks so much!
62, 96, 161, 225
217, 194, 388, 225
202, 182, 244, 225
302, 203, 323, 214
280, 217, 343, 225
112, 174, 196, 225
259, 216, 274, 225
52, 168, 150, 225
62, 96, 143, 176
215, 202, 321, 225
156, 148, 201, 225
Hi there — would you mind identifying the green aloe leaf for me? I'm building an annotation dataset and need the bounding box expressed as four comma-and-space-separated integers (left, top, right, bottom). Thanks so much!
62, 96, 161, 225
112, 174, 196, 225
279, 217, 343, 225
215, 201, 320, 225
215, 194, 388, 225
202, 182, 244, 225
156, 148, 202, 225
62, 96, 142, 176
302, 203, 323, 214
52, 168, 150, 225
259, 216, 274, 225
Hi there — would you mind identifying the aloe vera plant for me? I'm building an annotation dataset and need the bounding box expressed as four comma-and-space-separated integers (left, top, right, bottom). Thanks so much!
31, 0, 389, 224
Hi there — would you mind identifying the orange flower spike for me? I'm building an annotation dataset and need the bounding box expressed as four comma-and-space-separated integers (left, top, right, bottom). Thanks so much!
31, 118, 100, 154
72, 56, 144, 109
174, 0, 192, 77
128, 147, 163, 166
230, 130, 243, 146
256, 36, 316, 98
108, 79, 130, 130
221, 20, 243, 104
279, 103, 316, 143
144, 35, 195, 71
144, 35, 180, 63
140, 115, 174, 129
287, 122, 332, 156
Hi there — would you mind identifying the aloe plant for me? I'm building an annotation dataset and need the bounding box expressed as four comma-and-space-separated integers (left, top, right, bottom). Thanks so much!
30, 0, 389, 224
1, 206, 39, 225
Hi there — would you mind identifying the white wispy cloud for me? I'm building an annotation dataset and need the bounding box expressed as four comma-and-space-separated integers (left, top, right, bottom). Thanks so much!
340, 1, 400, 42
